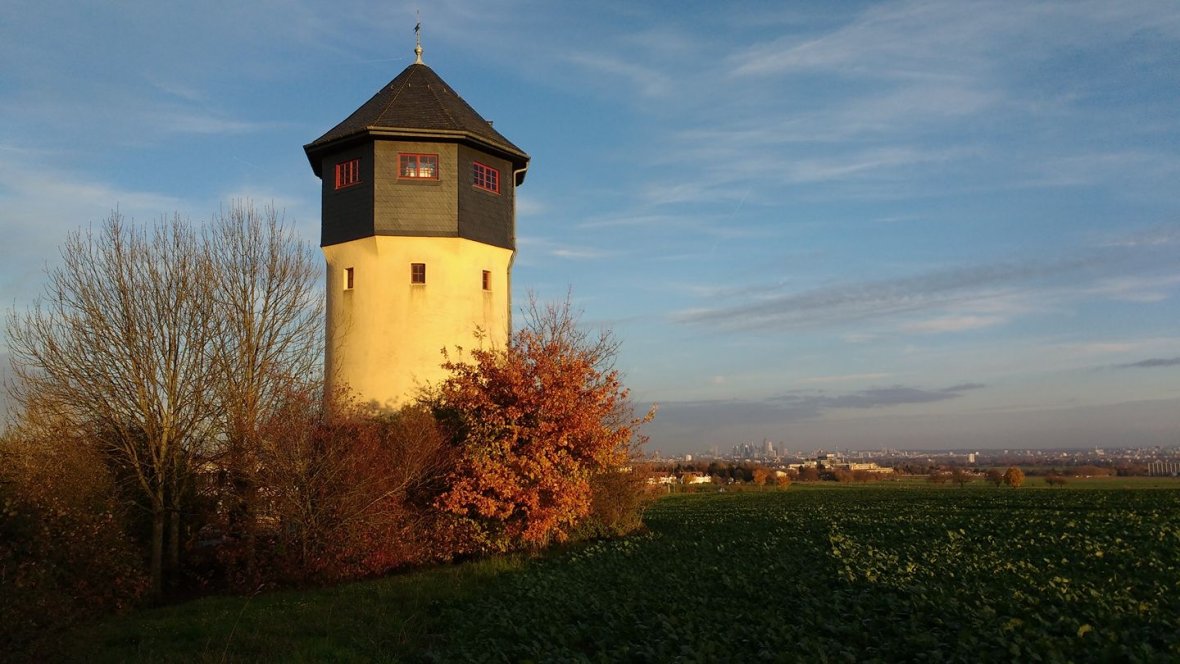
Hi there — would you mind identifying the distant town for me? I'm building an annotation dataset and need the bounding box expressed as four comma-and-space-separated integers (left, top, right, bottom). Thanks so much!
648, 443, 1180, 477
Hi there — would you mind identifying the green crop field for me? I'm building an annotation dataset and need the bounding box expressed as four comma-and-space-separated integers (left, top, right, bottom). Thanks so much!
55, 486, 1180, 662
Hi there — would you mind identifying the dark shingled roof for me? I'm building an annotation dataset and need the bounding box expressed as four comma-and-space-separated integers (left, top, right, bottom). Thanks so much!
304, 63, 529, 177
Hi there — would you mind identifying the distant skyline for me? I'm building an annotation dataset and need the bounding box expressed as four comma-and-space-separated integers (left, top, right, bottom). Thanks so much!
2, 1, 1178, 452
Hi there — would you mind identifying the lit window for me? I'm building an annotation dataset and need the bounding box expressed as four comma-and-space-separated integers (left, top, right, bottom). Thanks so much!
399, 153, 439, 179
472, 161, 500, 193
335, 159, 360, 189
344, 267, 354, 290
410, 263, 426, 284
482, 270, 491, 291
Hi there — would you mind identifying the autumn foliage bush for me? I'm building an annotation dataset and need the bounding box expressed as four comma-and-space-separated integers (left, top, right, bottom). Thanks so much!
427, 297, 653, 553
1003, 466, 1026, 488
574, 464, 658, 539
205, 387, 455, 587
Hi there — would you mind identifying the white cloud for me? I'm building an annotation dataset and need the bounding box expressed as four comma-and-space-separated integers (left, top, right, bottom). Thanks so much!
1028, 151, 1180, 189
0, 156, 189, 312
563, 52, 673, 98
676, 254, 1097, 331
551, 247, 610, 260
1088, 274, 1180, 303
576, 213, 685, 230
1099, 226, 1180, 249
784, 147, 967, 183
515, 195, 547, 218
798, 372, 890, 385
517, 236, 614, 261
902, 315, 1006, 334
731, 1, 1179, 80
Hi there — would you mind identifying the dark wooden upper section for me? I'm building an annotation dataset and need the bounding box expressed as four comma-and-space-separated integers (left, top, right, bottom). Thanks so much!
307, 62, 528, 250
304, 63, 528, 179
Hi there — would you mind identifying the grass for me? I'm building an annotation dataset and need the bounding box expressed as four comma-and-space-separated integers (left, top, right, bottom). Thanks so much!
47, 555, 530, 663
45, 479, 1180, 662
427, 486, 1180, 661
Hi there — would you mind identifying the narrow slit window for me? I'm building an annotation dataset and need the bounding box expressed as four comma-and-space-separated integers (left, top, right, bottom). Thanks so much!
335, 159, 360, 189
472, 161, 500, 194
482, 270, 491, 291
344, 267, 354, 290
399, 153, 439, 179
410, 263, 426, 284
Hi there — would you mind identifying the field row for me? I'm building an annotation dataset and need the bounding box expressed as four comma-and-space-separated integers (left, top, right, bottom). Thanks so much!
432, 488, 1180, 662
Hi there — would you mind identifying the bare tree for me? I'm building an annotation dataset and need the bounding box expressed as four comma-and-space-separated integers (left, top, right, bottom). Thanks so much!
5, 202, 324, 596
205, 203, 322, 577
984, 468, 1004, 487
951, 467, 972, 488
6, 214, 216, 597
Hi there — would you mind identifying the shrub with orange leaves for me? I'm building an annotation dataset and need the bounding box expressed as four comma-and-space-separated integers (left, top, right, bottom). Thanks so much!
245, 387, 453, 585
429, 296, 653, 553
752, 467, 770, 488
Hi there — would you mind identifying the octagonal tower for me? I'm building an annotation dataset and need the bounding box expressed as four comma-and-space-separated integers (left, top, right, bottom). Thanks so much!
304, 45, 529, 408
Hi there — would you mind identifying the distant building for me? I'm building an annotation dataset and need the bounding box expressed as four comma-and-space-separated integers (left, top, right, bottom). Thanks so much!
1148, 460, 1179, 476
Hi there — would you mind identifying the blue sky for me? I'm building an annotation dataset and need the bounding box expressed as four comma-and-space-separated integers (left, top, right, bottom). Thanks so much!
2, 1, 1178, 453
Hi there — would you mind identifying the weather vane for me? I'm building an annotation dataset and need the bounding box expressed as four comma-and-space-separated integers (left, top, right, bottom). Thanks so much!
414, 11, 423, 64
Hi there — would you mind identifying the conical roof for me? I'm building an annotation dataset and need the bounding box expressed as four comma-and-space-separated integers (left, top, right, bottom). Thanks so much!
304, 63, 529, 177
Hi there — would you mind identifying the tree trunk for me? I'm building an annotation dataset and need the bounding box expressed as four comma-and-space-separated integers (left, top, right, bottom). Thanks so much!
168, 505, 181, 583
150, 504, 165, 599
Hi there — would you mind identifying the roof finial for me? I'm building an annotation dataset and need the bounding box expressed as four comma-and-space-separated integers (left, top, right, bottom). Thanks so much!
414, 12, 423, 64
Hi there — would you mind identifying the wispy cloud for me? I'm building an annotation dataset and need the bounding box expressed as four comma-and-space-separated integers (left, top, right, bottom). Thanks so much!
551, 247, 610, 260
0, 156, 188, 311
676, 254, 1105, 331
1113, 357, 1180, 370
146, 77, 207, 103
515, 196, 547, 218
902, 315, 1006, 334
165, 111, 282, 136
1028, 151, 1180, 189
563, 53, 673, 98
517, 236, 614, 261
798, 372, 890, 385
1087, 274, 1180, 303
676, 223, 1177, 334
576, 214, 686, 230
731, 1, 1179, 80
1099, 226, 1180, 249
785, 147, 967, 183
774, 382, 985, 411
644, 381, 987, 439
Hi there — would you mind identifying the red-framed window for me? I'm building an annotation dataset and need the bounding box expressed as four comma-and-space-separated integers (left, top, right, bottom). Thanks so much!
334, 159, 360, 189
410, 263, 426, 284
472, 161, 500, 194
481, 270, 491, 291
399, 153, 439, 179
